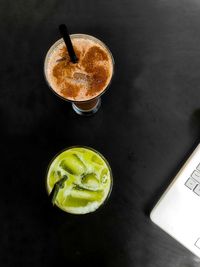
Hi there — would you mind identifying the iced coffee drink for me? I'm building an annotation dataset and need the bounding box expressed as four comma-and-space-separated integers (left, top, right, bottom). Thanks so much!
44, 34, 114, 115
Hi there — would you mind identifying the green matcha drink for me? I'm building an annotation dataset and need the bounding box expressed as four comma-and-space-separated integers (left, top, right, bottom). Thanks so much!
46, 146, 112, 214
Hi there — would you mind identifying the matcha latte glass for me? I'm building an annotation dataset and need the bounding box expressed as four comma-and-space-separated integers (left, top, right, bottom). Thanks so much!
46, 146, 113, 214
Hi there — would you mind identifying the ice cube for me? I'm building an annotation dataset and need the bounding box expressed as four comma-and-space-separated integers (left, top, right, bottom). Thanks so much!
71, 187, 103, 201
91, 154, 103, 165
100, 168, 108, 184
63, 195, 89, 207
82, 173, 99, 189
60, 154, 85, 175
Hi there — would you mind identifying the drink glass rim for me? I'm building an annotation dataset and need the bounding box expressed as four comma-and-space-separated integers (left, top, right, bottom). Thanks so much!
45, 145, 113, 215
44, 34, 115, 103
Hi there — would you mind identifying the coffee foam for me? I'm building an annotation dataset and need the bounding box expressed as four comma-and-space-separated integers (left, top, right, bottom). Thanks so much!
46, 36, 113, 101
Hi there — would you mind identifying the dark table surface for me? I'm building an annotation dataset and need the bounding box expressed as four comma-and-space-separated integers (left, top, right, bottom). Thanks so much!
2, 0, 200, 266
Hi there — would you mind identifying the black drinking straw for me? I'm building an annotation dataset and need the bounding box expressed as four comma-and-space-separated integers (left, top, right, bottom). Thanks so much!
49, 175, 68, 206
59, 24, 78, 63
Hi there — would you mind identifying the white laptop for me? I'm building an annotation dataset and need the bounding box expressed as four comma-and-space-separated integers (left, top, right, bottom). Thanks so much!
150, 143, 200, 258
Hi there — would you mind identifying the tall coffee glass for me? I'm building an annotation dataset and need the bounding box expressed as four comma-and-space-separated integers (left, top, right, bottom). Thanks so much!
44, 34, 114, 115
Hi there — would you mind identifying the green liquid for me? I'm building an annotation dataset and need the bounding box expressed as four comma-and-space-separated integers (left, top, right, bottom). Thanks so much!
46, 147, 112, 214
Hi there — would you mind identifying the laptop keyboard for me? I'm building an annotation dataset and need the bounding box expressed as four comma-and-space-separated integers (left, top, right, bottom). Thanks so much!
185, 164, 200, 196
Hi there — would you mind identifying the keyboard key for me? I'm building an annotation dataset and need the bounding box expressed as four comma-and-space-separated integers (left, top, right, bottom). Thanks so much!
191, 170, 200, 183
185, 178, 198, 190
194, 185, 200, 196
197, 163, 200, 172
195, 238, 200, 249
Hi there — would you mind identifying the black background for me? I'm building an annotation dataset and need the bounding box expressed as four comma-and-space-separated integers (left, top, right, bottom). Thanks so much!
1, 0, 200, 266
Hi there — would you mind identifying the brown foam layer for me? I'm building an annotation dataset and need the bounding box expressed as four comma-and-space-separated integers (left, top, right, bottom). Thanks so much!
46, 36, 113, 101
